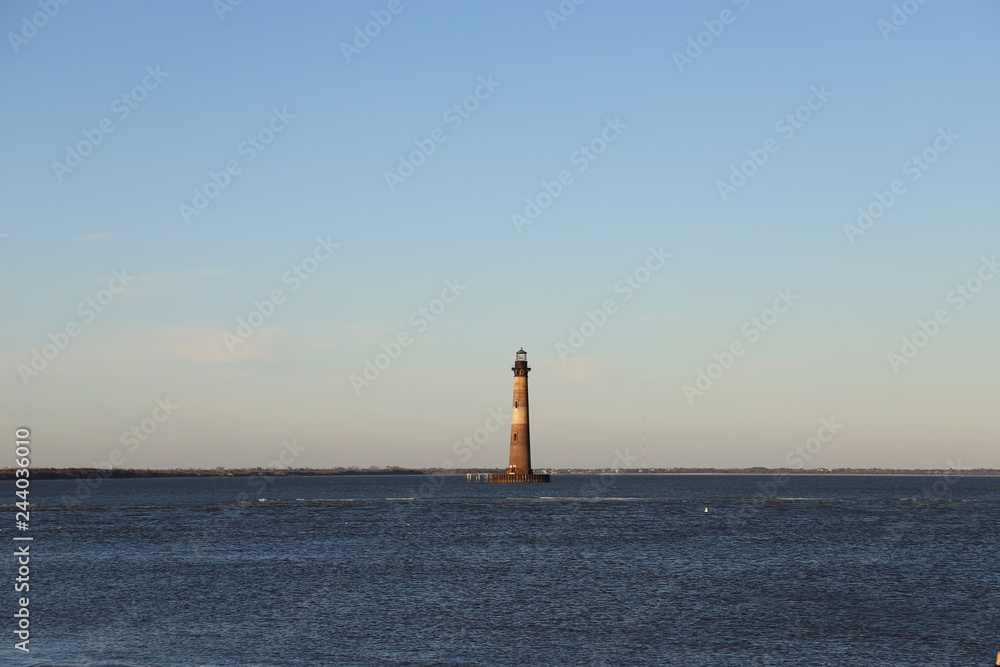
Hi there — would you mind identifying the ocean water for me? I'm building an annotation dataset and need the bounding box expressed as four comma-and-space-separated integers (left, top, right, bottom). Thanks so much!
3, 474, 998, 666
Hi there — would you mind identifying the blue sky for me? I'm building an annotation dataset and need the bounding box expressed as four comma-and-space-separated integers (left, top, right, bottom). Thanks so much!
2, 0, 998, 469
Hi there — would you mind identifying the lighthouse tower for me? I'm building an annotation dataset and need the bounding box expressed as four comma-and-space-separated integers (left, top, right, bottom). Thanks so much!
492, 348, 550, 484
508, 348, 531, 474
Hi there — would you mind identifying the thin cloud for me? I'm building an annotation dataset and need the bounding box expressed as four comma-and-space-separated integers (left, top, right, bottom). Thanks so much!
156, 326, 286, 365
309, 334, 438, 349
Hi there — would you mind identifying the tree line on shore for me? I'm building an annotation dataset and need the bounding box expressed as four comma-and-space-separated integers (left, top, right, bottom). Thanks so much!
1, 466, 998, 480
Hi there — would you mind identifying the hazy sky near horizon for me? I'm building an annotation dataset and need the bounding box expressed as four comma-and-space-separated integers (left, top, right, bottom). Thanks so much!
2, 1, 998, 470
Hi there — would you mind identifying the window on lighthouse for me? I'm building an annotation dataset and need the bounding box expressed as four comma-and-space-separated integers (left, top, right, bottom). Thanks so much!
513, 433, 517, 442
514, 400, 518, 408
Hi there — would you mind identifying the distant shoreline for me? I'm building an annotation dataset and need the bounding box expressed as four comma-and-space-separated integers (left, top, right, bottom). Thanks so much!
1, 467, 998, 481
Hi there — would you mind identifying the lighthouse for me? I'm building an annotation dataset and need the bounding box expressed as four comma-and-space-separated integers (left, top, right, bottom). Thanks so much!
491, 348, 550, 484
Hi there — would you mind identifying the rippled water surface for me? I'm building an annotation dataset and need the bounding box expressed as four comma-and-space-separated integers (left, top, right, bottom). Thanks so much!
5, 474, 999, 666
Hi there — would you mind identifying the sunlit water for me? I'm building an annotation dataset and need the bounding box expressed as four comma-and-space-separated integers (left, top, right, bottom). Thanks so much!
4, 474, 998, 666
